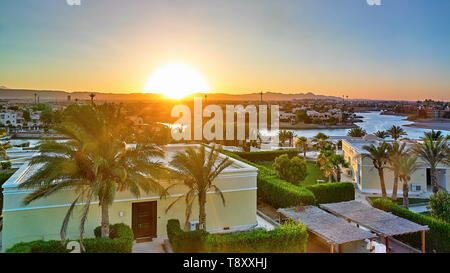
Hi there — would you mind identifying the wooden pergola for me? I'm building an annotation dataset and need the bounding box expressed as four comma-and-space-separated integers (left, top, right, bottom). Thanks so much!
277, 206, 377, 253
320, 201, 429, 253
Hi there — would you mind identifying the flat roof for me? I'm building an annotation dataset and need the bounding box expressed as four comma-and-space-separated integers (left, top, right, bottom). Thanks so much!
3, 144, 257, 190
320, 201, 429, 237
277, 206, 377, 245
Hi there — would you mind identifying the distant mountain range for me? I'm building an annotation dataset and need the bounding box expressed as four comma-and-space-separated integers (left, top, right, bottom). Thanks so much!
0, 88, 341, 102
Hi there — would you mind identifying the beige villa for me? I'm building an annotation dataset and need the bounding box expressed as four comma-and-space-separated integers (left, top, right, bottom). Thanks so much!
342, 139, 449, 194
1, 144, 258, 251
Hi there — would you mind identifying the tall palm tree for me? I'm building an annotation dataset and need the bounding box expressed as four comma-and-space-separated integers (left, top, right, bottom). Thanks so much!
386, 141, 407, 200
286, 131, 295, 147
347, 127, 367, 137
19, 105, 168, 248
387, 125, 407, 140
295, 136, 308, 159
423, 130, 448, 141
166, 145, 232, 230
398, 156, 419, 210
363, 142, 389, 198
413, 134, 449, 193
312, 132, 330, 151
317, 153, 334, 182
374, 130, 389, 139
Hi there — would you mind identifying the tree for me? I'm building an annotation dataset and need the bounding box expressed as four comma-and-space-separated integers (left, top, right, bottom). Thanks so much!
386, 141, 407, 200
22, 110, 31, 122
374, 130, 389, 139
347, 127, 367, 137
397, 156, 419, 210
295, 136, 309, 159
317, 149, 349, 182
273, 154, 308, 185
363, 142, 389, 198
423, 130, 448, 141
312, 133, 330, 151
278, 130, 288, 147
427, 191, 449, 222
19, 104, 168, 249
167, 145, 232, 230
413, 134, 449, 193
387, 125, 407, 140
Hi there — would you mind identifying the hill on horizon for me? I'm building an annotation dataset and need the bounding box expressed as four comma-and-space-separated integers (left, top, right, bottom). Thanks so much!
0, 88, 340, 102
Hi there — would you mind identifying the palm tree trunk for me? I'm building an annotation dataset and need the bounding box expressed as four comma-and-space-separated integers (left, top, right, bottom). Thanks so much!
198, 191, 207, 230
391, 171, 399, 200
303, 147, 307, 159
431, 167, 439, 193
402, 180, 409, 210
378, 168, 387, 198
101, 202, 110, 238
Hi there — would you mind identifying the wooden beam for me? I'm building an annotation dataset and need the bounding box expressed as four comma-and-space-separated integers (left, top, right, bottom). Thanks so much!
330, 244, 335, 253
421, 230, 426, 253
338, 244, 342, 253
385, 237, 390, 253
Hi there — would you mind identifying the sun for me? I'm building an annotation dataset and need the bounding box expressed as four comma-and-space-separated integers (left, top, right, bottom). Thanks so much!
144, 63, 210, 99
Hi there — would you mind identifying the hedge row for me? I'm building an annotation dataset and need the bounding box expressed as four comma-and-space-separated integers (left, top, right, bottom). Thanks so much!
6, 223, 134, 253
306, 182, 355, 204
167, 219, 307, 253
233, 150, 299, 162
372, 198, 450, 253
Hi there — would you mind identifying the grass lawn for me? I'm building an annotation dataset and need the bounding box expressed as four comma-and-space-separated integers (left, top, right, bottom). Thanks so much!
257, 161, 326, 187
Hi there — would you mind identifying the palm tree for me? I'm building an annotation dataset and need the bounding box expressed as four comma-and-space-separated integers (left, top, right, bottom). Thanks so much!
318, 150, 349, 182
295, 136, 308, 159
363, 142, 389, 198
286, 131, 295, 147
317, 153, 334, 182
312, 132, 330, 151
398, 156, 419, 209
19, 105, 168, 248
423, 130, 448, 141
278, 130, 289, 147
413, 134, 449, 193
386, 141, 407, 200
347, 127, 367, 137
387, 125, 407, 140
374, 130, 389, 139
166, 145, 232, 230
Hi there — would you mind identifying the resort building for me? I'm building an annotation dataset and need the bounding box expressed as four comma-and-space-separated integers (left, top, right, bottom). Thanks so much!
1, 144, 258, 251
342, 139, 449, 194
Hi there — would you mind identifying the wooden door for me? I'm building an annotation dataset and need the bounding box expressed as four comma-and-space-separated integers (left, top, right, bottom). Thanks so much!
132, 201, 157, 240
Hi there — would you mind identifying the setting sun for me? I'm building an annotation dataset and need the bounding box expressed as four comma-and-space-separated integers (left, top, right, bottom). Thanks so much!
144, 63, 210, 99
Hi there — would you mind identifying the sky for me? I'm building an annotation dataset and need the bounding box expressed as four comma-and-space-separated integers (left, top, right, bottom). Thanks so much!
0, 0, 449, 101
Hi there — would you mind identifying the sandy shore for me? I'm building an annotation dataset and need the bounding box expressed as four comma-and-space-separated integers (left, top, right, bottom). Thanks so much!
279, 122, 357, 130
404, 122, 450, 131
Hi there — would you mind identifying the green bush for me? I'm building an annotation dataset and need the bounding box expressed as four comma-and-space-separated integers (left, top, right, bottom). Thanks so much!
6, 223, 134, 253
167, 219, 308, 253
1, 161, 12, 170
273, 154, 308, 185
257, 167, 316, 207
428, 191, 449, 223
372, 198, 450, 253
306, 182, 355, 204
234, 150, 299, 162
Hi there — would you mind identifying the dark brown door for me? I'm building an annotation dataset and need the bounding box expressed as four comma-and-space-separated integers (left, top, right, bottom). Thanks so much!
132, 201, 157, 240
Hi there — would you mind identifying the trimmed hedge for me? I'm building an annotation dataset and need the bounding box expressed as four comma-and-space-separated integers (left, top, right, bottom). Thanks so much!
257, 167, 316, 207
234, 150, 299, 162
167, 219, 308, 253
222, 149, 354, 207
306, 182, 355, 204
372, 198, 450, 253
6, 223, 134, 253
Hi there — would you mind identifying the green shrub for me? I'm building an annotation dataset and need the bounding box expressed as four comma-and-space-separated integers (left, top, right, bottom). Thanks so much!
273, 154, 308, 185
234, 150, 299, 162
6, 223, 134, 253
428, 191, 449, 223
167, 219, 208, 253
1, 161, 12, 170
306, 182, 355, 204
257, 167, 316, 207
372, 198, 450, 253
167, 219, 308, 253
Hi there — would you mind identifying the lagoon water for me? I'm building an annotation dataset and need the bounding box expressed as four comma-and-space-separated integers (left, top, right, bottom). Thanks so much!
281, 111, 449, 139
